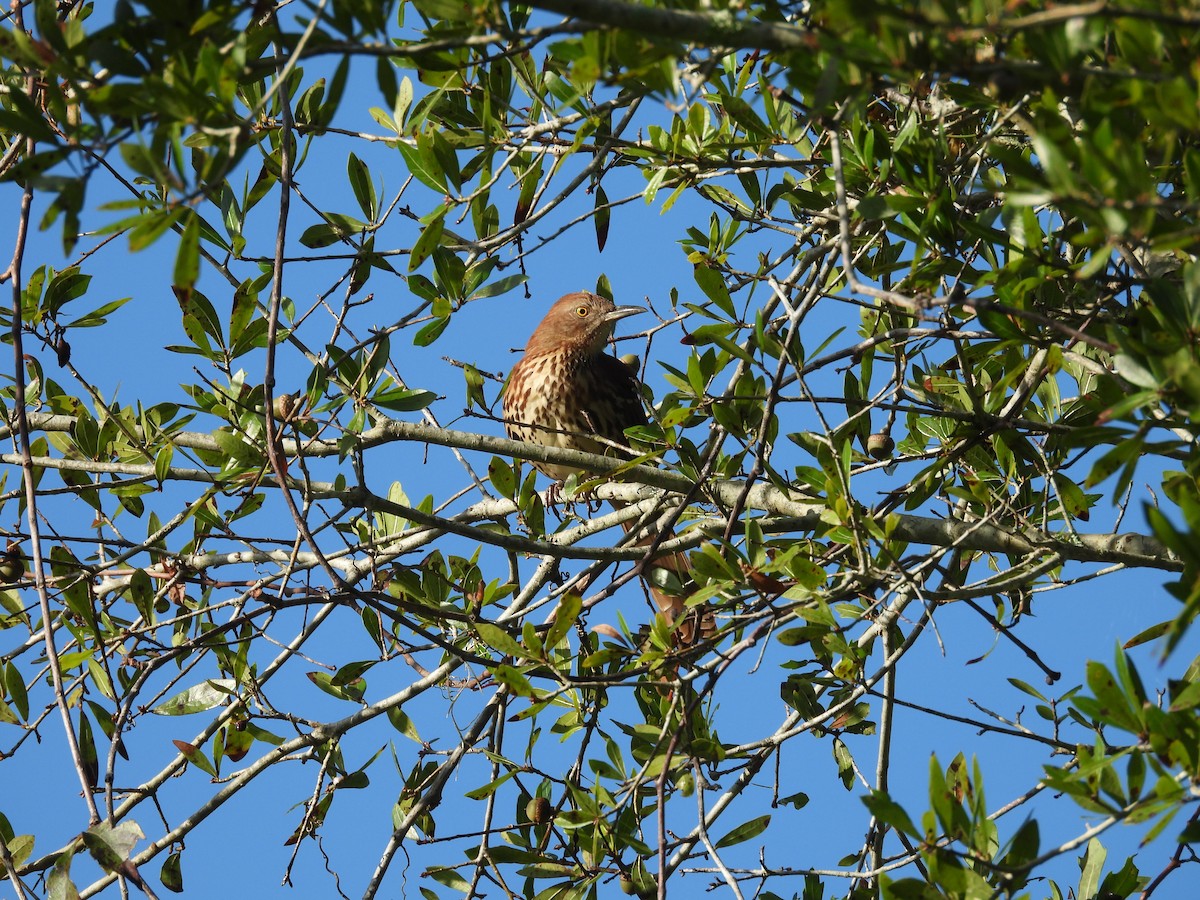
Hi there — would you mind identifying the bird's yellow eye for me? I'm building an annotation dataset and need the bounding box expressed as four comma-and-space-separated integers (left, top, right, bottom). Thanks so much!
576, 305, 589, 317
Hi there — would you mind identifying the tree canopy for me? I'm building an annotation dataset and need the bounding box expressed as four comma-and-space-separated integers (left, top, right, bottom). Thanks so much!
2, 0, 1200, 898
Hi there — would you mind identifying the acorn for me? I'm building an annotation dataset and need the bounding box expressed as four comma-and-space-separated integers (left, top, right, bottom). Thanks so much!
273, 392, 297, 423
866, 432, 895, 460
0, 544, 24, 585
525, 796, 552, 825
619, 863, 655, 898
676, 771, 695, 797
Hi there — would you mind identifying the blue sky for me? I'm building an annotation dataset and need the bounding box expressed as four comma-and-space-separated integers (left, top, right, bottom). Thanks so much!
1, 9, 1196, 900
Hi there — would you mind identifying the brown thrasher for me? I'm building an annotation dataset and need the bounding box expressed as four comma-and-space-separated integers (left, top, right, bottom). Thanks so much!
503, 291, 707, 643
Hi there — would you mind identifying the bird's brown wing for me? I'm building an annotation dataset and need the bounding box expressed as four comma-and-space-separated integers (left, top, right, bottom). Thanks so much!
584, 353, 648, 445
588, 355, 712, 644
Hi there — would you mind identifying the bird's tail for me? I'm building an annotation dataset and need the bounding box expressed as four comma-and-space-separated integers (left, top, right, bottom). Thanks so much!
613, 501, 715, 645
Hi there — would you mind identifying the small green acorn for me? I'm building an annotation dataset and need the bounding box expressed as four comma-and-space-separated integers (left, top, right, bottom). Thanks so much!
619, 863, 656, 898
273, 392, 297, 422
525, 796, 552, 825
676, 771, 694, 797
866, 432, 895, 460
0, 544, 24, 585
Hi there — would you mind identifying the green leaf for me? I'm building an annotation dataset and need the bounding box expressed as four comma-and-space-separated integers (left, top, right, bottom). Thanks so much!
82, 821, 144, 875
976, 307, 1027, 342
1002, 817, 1040, 869
643, 165, 668, 205
4, 661, 29, 720
464, 770, 515, 801
229, 278, 258, 344
1123, 620, 1171, 649
0, 81, 56, 142
43, 267, 92, 316
427, 867, 472, 892
1007, 678, 1048, 702
153, 445, 175, 486
397, 139, 447, 194
544, 592, 581, 651
210, 429, 261, 465
475, 621, 526, 659
1168, 677, 1200, 711
693, 264, 734, 317
720, 95, 771, 138
469, 274, 528, 300
1113, 353, 1158, 390
108, 205, 173, 250
394, 75, 413, 127
48, 849, 80, 900
152, 679, 236, 715
1077, 837, 1106, 900
387, 707, 422, 743
294, 77, 328, 128
299, 223, 346, 249
161, 850, 185, 893
372, 387, 437, 412
514, 158, 542, 225
833, 737, 854, 789
307, 670, 366, 702
489, 456, 516, 498
347, 152, 378, 220
172, 739, 217, 777
594, 183, 610, 252
490, 664, 535, 697
86, 658, 116, 702
413, 315, 450, 347
2, 833, 34, 870
715, 814, 770, 849
409, 214, 445, 272
299, 213, 367, 249
332, 659, 378, 687
174, 287, 225, 348
65, 297, 130, 329
174, 213, 201, 292
862, 791, 920, 839
0, 697, 19, 724
1083, 660, 1143, 733
778, 792, 809, 810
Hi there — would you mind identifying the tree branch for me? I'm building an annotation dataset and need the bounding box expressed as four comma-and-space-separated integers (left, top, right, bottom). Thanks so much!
524, 0, 812, 51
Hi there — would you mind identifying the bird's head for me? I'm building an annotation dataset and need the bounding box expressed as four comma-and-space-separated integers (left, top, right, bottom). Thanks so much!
523, 291, 643, 357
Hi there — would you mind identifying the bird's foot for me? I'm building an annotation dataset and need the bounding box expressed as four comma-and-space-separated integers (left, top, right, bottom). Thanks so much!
545, 481, 603, 518
544, 481, 576, 523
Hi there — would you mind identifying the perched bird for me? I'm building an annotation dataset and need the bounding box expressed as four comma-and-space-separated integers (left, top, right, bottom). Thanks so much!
503, 291, 709, 643
503, 291, 647, 479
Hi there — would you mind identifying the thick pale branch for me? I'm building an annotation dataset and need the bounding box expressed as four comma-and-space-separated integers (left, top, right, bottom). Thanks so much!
525, 0, 811, 51
4, 414, 1180, 573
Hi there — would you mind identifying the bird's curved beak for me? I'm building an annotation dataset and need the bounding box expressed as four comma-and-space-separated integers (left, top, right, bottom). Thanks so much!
603, 305, 643, 324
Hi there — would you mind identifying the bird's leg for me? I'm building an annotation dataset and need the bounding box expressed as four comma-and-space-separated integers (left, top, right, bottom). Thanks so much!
547, 557, 567, 588
546, 476, 600, 517
544, 480, 583, 523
